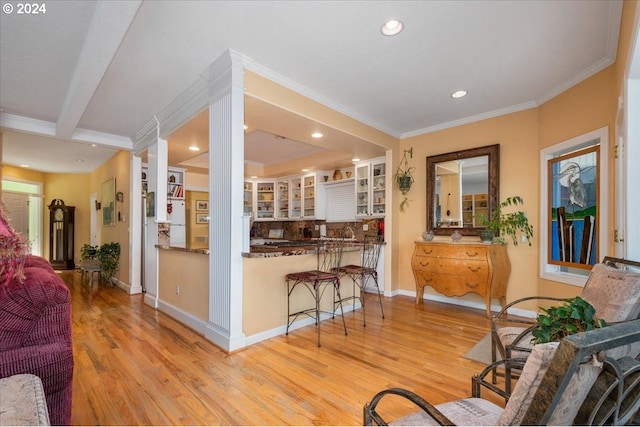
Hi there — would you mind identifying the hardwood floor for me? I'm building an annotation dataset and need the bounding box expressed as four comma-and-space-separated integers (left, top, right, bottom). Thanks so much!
63, 269, 505, 425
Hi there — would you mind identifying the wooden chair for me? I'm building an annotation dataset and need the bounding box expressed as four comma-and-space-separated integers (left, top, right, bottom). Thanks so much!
363, 318, 640, 425
489, 256, 640, 396
285, 240, 348, 347
335, 235, 385, 326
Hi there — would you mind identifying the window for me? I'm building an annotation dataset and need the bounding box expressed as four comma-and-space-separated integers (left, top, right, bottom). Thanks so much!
539, 127, 608, 286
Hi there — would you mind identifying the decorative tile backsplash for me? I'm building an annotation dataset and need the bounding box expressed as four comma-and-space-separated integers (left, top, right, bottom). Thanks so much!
251, 218, 384, 241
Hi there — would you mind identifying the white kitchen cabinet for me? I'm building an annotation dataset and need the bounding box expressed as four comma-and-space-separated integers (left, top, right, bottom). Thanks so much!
355, 157, 386, 218
255, 180, 276, 220
167, 168, 185, 199
243, 181, 253, 215
246, 173, 324, 221
276, 179, 290, 220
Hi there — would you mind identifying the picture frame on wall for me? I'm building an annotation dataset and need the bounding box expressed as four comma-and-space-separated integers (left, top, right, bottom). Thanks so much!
196, 213, 209, 224
196, 200, 208, 211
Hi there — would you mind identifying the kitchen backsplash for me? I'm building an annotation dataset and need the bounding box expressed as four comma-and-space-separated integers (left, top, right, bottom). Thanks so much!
251, 218, 384, 242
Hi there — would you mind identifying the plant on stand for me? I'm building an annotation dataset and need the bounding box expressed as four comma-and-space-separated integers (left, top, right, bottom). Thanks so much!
478, 196, 533, 245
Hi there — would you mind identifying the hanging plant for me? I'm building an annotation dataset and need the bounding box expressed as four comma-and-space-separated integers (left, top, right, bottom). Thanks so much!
394, 148, 414, 211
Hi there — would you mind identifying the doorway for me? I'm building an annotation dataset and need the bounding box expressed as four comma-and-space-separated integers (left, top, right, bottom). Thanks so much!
1, 179, 44, 256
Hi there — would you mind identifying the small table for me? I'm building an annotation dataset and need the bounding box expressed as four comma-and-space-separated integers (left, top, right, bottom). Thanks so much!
80, 259, 101, 286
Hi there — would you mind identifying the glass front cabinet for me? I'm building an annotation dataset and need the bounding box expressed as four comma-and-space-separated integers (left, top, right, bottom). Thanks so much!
255, 180, 275, 220
355, 157, 386, 218
245, 174, 325, 221
276, 179, 290, 220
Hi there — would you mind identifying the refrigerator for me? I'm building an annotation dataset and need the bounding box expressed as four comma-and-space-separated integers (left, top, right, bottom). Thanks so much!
167, 200, 186, 248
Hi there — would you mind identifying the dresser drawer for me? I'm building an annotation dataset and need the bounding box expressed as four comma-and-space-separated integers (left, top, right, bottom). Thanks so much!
415, 243, 488, 260
419, 273, 488, 297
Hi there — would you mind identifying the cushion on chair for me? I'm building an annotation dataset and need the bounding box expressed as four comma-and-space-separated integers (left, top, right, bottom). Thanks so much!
581, 263, 640, 322
391, 398, 503, 426
495, 327, 534, 359
496, 341, 602, 426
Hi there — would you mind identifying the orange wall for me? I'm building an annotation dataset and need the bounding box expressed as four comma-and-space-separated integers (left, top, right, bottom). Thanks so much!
398, 109, 540, 305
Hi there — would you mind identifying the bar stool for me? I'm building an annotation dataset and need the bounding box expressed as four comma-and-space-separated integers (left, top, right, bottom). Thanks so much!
335, 235, 385, 326
286, 240, 348, 347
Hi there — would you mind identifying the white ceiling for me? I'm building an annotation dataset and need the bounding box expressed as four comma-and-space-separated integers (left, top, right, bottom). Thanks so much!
0, 1, 622, 174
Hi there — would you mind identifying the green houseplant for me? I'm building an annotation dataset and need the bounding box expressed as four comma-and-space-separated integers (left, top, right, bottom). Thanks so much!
479, 195, 534, 245
80, 243, 98, 261
97, 241, 121, 282
531, 296, 607, 344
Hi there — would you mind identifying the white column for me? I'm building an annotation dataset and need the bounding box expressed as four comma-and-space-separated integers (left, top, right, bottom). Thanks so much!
204, 50, 247, 351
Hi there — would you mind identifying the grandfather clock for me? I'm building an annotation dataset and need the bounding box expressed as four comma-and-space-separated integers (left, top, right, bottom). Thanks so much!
48, 199, 75, 270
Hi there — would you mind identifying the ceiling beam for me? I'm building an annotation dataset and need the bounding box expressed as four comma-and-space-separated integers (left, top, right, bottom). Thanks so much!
56, 0, 142, 139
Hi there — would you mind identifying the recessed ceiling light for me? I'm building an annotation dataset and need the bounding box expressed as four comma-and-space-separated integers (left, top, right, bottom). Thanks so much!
381, 19, 403, 36
451, 90, 468, 99
311, 132, 323, 138
250, 175, 257, 179
352, 158, 360, 162
20, 164, 30, 168
244, 124, 248, 130
91, 143, 97, 147
76, 159, 85, 163
188, 145, 200, 151
301, 168, 309, 172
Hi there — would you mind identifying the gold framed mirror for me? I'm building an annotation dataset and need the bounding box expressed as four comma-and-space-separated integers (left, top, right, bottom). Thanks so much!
426, 144, 500, 236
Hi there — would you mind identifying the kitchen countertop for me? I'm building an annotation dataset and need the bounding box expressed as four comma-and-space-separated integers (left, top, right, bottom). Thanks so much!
157, 240, 384, 258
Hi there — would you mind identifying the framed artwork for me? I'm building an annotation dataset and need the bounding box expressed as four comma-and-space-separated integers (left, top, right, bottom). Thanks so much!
196, 200, 209, 211
548, 145, 599, 269
196, 213, 209, 224
102, 177, 116, 226
146, 192, 155, 217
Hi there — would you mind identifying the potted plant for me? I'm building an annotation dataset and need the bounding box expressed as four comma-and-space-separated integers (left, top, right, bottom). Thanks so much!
531, 296, 607, 344
96, 241, 121, 283
478, 195, 533, 245
80, 243, 98, 261
394, 148, 414, 211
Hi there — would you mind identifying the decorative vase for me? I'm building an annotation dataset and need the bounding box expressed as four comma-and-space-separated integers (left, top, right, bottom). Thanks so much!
478, 229, 494, 243
451, 230, 462, 242
422, 231, 434, 241
346, 171, 352, 178
333, 169, 343, 181
397, 175, 413, 195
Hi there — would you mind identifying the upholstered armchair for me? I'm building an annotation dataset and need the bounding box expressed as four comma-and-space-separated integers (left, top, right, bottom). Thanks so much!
363, 319, 640, 425
489, 257, 640, 395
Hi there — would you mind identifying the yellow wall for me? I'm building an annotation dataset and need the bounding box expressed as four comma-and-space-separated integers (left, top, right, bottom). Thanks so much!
2, 150, 131, 287
159, 249, 209, 321
90, 150, 131, 286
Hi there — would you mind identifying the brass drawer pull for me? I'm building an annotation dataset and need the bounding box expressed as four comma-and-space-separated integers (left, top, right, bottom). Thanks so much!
466, 282, 479, 289
467, 266, 481, 273
419, 261, 430, 267
422, 249, 433, 255
465, 251, 479, 257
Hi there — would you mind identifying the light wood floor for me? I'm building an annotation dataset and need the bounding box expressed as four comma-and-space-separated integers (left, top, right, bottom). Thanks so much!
62, 269, 505, 425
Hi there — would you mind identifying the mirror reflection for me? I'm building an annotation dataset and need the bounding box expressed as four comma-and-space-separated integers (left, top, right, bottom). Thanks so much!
435, 156, 488, 227
426, 144, 500, 236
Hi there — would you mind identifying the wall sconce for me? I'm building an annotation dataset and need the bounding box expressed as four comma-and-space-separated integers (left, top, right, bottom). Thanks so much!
95, 200, 101, 210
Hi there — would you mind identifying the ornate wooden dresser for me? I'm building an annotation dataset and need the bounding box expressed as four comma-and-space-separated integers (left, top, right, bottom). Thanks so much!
411, 241, 511, 318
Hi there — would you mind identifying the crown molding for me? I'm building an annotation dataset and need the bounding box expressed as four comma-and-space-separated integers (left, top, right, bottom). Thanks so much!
1, 112, 132, 149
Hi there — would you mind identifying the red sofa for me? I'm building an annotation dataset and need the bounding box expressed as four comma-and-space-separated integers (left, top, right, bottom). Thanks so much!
0, 255, 74, 425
